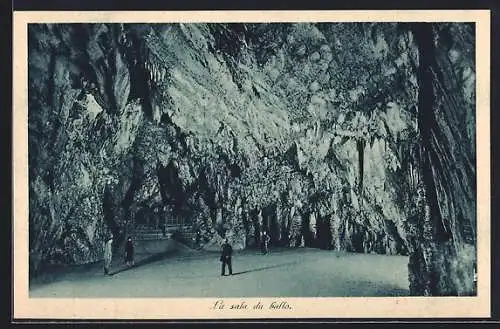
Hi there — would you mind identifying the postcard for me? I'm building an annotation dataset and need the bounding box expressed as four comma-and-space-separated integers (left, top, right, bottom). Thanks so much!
13, 9, 491, 319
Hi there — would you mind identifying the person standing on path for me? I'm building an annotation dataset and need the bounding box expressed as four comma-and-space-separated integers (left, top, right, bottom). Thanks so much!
124, 236, 135, 267
260, 231, 265, 254
262, 231, 270, 255
104, 234, 113, 276
220, 238, 233, 276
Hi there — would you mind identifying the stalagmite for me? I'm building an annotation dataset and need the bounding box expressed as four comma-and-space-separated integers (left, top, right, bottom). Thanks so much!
309, 212, 317, 239
290, 206, 295, 220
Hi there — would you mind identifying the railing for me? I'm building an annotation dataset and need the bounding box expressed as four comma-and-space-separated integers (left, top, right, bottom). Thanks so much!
129, 213, 192, 241
133, 224, 192, 241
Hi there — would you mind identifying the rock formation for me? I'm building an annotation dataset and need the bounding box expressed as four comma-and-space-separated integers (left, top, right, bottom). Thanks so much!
28, 22, 476, 295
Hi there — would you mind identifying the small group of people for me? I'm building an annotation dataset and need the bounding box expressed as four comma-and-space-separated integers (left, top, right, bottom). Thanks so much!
104, 230, 272, 277
103, 234, 135, 276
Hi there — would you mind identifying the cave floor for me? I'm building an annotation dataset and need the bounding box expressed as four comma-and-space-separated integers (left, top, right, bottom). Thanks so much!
29, 247, 410, 298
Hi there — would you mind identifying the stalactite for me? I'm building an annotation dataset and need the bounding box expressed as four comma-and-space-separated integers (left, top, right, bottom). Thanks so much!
357, 138, 365, 191
276, 201, 282, 242
258, 209, 263, 229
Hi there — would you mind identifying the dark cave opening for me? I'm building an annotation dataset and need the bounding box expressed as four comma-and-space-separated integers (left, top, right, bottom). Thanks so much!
317, 216, 333, 250
156, 160, 188, 216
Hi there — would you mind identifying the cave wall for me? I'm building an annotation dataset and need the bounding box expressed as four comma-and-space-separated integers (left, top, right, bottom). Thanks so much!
406, 23, 476, 296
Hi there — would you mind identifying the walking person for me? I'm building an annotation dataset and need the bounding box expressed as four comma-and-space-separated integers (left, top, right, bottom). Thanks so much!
124, 236, 135, 267
220, 238, 233, 276
104, 234, 113, 276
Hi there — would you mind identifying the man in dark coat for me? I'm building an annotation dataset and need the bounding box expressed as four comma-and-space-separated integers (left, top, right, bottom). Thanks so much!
220, 238, 233, 276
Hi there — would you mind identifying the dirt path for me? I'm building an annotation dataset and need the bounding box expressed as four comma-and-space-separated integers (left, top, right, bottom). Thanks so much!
29, 248, 410, 298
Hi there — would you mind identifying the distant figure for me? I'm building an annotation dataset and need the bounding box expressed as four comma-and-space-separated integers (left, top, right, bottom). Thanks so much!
220, 238, 233, 276
104, 234, 113, 276
195, 229, 201, 244
261, 231, 270, 255
125, 236, 135, 267
473, 263, 478, 285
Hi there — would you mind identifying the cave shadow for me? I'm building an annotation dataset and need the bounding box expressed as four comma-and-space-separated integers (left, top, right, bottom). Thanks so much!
371, 287, 410, 297
109, 251, 175, 276
230, 261, 299, 276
